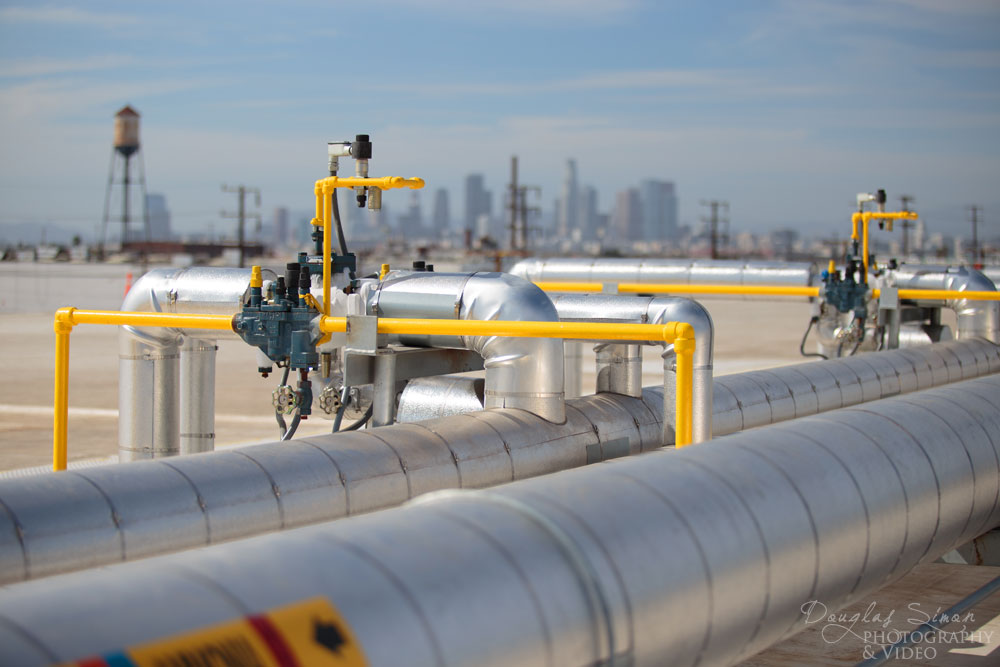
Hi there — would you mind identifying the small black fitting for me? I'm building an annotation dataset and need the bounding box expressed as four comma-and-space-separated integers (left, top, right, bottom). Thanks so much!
412, 260, 426, 271
351, 134, 372, 160
299, 265, 311, 292
285, 262, 300, 300
425, 264, 434, 272
875, 189, 887, 205
275, 276, 286, 300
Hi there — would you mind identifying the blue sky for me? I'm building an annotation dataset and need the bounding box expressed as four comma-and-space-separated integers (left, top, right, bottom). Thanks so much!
1, 0, 998, 241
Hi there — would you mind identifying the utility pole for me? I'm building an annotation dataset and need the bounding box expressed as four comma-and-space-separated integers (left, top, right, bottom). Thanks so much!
222, 184, 261, 268
505, 156, 540, 253
898, 195, 915, 258
507, 156, 518, 251
700, 199, 729, 259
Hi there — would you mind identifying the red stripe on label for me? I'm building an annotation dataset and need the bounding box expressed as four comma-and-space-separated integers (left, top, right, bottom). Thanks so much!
247, 614, 299, 667
75, 659, 108, 667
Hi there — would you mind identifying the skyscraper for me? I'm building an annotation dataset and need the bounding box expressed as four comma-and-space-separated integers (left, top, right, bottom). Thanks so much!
272, 207, 289, 247
432, 188, 450, 239
558, 159, 578, 238
145, 193, 171, 241
464, 174, 492, 238
613, 188, 643, 243
397, 192, 424, 238
639, 180, 678, 242
579, 185, 599, 242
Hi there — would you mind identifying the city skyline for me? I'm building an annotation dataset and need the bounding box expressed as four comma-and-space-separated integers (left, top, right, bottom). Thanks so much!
0, 1, 998, 243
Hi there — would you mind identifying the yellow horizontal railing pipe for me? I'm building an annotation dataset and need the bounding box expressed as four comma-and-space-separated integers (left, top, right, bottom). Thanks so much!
874, 289, 1000, 302
319, 315, 697, 447
538, 282, 1000, 302
317, 175, 425, 192
52, 308, 235, 471
535, 282, 821, 298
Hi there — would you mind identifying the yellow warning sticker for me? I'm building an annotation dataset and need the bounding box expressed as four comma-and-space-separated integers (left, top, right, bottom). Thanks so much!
64, 596, 366, 667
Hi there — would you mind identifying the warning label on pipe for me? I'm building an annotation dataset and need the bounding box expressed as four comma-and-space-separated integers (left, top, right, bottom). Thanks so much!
62, 596, 366, 667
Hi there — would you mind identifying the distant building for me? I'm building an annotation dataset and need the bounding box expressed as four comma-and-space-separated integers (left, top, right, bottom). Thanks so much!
272, 207, 289, 247
397, 192, 424, 238
558, 160, 579, 238
145, 193, 171, 241
464, 174, 492, 238
432, 188, 450, 239
639, 180, 678, 242
613, 188, 643, 243
579, 185, 599, 242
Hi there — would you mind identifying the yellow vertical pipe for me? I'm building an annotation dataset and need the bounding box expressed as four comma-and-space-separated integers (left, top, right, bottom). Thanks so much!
673, 324, 695, 447
53, 309, 74, 471
322, 183, 332, 316
862, 217, 870, 284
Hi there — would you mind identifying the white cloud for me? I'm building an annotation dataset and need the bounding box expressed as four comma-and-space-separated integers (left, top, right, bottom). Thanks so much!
367, 67, 838, 99
0, 6, 140, 28
0, 55, 134, 78
380, 0, 642, 19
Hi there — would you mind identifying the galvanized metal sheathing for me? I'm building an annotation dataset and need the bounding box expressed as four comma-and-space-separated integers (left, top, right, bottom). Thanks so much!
0, 339, 997, 586
887, 264, 998, 342
118, 267, 255, 461
368, 271, 566, 422
509, 257, 818, 298
2, 374, 1000, 666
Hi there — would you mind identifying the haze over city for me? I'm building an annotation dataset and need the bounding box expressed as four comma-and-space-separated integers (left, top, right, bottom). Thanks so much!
1, 0, 998, 245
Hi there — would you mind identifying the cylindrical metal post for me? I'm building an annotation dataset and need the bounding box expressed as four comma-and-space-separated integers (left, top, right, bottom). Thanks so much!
372, 353, 397, 427
179, 339, 217, 455
563, 341, 583, 399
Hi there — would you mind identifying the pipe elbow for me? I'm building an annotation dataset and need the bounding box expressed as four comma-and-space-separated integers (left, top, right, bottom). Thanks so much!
645, 297, 714, 368
461, 273, 565, 423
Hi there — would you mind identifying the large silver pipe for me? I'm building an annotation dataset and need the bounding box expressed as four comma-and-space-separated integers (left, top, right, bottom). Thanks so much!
0, 340, 995, 585
369, 271, 565, 422
550, 294, 714, 444
3, 375, 999, 667
510, 257, 817, 298
118, 267, 252, 461
887, 264, 998, 342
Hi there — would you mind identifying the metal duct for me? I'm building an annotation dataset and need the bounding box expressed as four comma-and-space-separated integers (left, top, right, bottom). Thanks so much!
887, 265, 998, 342
118, 267, 253, 461
550, 294, 714, 444
369, 271, 565, 422
0, 339, 995, 585
2, 375, 999, 667
510, 257, 817, 298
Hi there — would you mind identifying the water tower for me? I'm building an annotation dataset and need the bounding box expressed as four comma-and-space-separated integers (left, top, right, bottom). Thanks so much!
100, 105, 149, 253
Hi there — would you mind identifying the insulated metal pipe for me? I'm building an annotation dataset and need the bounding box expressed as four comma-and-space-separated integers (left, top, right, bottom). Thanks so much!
886, 265, 998, 342
510, 257, 818, 299
2, 339, 996, 585
550, 294, 714, 444
368, 271, 566, 423
118, 268, 252, 461
3, 375, 999, 667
